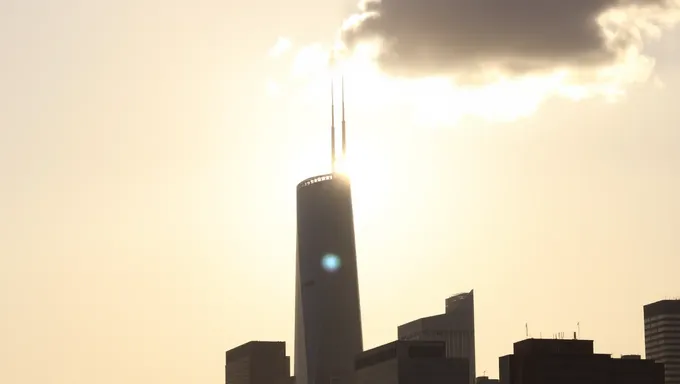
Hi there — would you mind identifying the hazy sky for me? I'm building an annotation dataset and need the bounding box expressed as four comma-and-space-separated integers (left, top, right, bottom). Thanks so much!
1, 1, 679, 383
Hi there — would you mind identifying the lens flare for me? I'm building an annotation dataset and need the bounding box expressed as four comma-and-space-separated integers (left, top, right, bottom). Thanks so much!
321, 253, 342, 272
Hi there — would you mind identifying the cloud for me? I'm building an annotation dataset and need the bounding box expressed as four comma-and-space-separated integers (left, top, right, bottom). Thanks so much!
268, 37, 293, 58
267, 1, 680, 125
291, 44, 329, 78
341, 0, 680, 80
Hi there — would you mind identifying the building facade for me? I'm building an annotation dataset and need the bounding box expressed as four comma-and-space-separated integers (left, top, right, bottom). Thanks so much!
294, 173, 364, 384
644, 299, 680, 384
398, 290, 476, 384
499, 338, 664, 384
355, 340, 469, 384
225, 341, 291, 384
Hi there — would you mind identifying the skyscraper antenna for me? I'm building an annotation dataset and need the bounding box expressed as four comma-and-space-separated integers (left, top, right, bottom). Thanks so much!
341, 76, 346, 158
331, 79, 336, 173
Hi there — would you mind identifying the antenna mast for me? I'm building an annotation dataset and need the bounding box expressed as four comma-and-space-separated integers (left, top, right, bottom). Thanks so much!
331, 80, 336, 173
341, 76, 347, 159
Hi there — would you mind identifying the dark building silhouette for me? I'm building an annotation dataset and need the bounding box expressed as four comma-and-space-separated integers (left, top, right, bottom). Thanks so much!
225, 341, 292, 384
294, 80, 363, 384
398, 290, 476, 384
355, 340, 469, 384
499, 338, 664, 384
644, 299, 680, 384
476, 376, 500, 384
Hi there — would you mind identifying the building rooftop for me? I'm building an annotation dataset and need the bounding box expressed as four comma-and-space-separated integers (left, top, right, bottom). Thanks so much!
225, 341, 287, 361
511, 338, 595, 356
644, 299, 680, 317
446, 290, 473, 302
398, 291, 474, 335
621, 355, 641, 360
355, 340, 447, 370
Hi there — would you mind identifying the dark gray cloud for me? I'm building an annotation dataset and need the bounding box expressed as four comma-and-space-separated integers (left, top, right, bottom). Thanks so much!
342, 0, 674, 78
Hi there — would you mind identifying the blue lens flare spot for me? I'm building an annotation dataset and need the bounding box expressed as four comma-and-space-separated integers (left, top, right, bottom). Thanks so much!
321, 253, 342, 272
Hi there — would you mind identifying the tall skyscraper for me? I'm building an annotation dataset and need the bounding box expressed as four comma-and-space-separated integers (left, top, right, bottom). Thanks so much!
294, 79, 363, 384
644, 299, 680, 384
225, 341, 292, 384
398, 290, 476, 384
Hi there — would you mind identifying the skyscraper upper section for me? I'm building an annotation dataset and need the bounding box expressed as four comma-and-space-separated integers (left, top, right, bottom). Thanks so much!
294, 173, 364, 384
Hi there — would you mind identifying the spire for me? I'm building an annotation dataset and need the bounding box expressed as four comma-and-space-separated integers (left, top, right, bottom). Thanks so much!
331, 79, 336, 173
341, 76, 346, 158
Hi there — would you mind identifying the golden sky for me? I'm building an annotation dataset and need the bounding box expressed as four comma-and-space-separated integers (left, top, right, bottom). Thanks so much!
1, 1, 679, 383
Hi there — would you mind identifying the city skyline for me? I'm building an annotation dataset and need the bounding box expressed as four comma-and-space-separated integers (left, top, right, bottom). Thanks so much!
224, 296, 676, 383
2, 1, 680, 384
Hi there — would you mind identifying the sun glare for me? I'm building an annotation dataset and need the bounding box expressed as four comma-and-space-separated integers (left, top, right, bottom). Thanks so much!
333, 157, 350, 176
333, 144, 393, 232
285, 126, 394, 231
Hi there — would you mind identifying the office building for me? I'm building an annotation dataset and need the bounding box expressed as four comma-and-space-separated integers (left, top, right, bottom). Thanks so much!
645, 299, 680, 384
499, 338, 664, 384
225, 341, 292, 384
398, 290, 476, 384
355, 340, 469, 384
294, 80, 363, 384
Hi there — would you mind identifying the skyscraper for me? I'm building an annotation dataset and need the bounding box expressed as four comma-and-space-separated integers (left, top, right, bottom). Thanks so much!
644, 299, 680, 384
398, 291, 476, 384
294, 79, 363, 384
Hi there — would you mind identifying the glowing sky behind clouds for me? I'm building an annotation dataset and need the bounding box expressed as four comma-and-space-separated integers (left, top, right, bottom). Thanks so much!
270, 0, 680, 125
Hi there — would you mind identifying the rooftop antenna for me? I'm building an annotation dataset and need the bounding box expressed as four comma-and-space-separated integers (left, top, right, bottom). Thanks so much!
341, 76, 347, 159
331, 79, 336, 173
